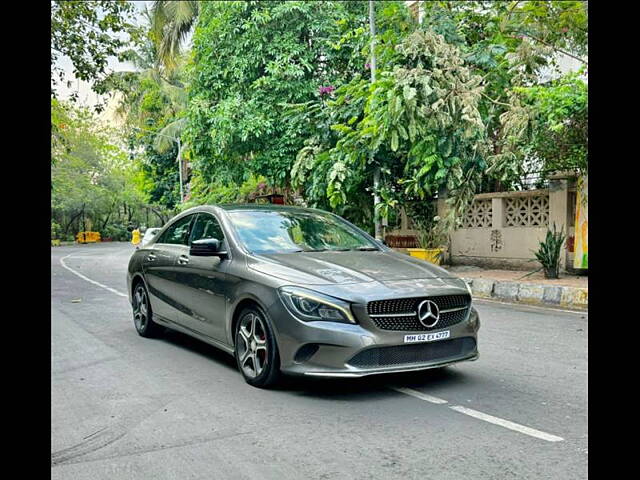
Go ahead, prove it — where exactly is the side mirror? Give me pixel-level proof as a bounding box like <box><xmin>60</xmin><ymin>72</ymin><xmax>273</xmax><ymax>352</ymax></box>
<box><xmin>190</xmin><ymin>238</ymin><xmax>228</xmax><ymax>258</ymax></box>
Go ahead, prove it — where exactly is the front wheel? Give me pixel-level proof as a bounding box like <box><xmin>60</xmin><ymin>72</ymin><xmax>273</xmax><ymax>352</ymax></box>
<box><xmin>234</xmin><ymin>307</ymin><xmax>281</xmax><ymax>388</ymax></box>
<box><xmin>132</xmin><ymin>282</ymin><xmax>163</xmax><ymax>338</ymax></box>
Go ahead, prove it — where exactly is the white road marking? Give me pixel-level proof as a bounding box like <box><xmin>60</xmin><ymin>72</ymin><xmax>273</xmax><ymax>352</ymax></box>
<box><xmin>389</xmin><ymin>387</ymin><xmax>448</xmax><ymax>404</ymax></box>
<box><xmin>60</xmin><ymin>254</ymin><xmax>128</xmax><ymax>298</ymax></box>
<box><xmin>390</xmin><ymin>386</ymin><xmax>564</xmax><ymax>442</ymax></box>
<box><xmin>449</xmin><ymin>405</ymin><xmax>564</xmax><ymax>442</ymax></box>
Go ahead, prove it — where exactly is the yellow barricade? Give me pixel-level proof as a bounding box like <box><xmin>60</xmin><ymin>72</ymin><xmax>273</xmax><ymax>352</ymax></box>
<box><xmin>76</xmin><ymin>231</ymin><xmax>101</xmax><ymax>244</ymax></box>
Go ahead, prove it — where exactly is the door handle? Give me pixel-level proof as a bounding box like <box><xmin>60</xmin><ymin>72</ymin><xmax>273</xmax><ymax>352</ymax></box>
<box><xmin>147</xmin><ymin>253</ymin><xmax>157</xmax><ymax>262</ymax></box>
<box><xmin>178</xmin><ymin>254</ymin><xmax>190</xmax><ymax>265</ymax></box>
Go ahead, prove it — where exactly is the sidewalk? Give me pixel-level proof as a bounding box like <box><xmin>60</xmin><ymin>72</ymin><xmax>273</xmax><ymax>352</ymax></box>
<box><xmin>445</xmin><ymin>265</ymin><xmax>588</xmax><ymax>311</ymax></box>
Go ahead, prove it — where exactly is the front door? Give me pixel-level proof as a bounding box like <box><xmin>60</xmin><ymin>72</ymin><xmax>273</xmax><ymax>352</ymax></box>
<box><xmin>172</xmin><ymin>212</ymin><xmax>230</xmax><ymax>342</ymax></box>
<box><xmin>143</xmin><ymin>214</ymin><xmax>196</xmax><ymax>324</ymax></box>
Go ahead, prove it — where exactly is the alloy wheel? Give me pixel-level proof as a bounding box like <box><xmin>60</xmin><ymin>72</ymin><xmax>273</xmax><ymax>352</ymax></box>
<box><xmin>236</xmin><ymin>313</ymin><xmax>268</xmax><ymax>378</ymax></box>
<box><xmin>133</xmin><ymin>285</ymin><xmax>149</xmax><ymax>332</ymax></box>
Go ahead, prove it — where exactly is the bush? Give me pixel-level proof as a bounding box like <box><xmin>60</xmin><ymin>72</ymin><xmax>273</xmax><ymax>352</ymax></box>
<box><xmin>102</xmin><ymin>223</ymin><xmax>130</xmax><ymax>242</ymax></box>
<box><xmin>51</xmin><ymin>221</ymin><xmax>61</xmax><ymax>240</ymax></box>
<box><xmin>533</xmin><ymin>223</ymin><xmax>566</xmax><ymax>279</ymax></box>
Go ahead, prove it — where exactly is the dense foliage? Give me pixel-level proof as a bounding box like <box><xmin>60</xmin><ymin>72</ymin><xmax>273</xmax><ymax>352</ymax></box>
<box><xmin>290</xmin><ymin>27</ymin><xmax>487</xmax><ymax>231</ymax></box>
<box><xmin>101</xmin><ymin>9</ymin><xmax>188</xmax><ymax>210</ymax></box>
<box><xmin>286</xmin><ymin>1</ymin><xmax>586</xmax><ymax>231</ymax></box>
<box><xmin>51</xmin><ymin>0</ymin><xmax>141</xmax><ymax>106</ymax></box>
<box><xmin>489</xmin><ymin>71</ymin><xmax>588</xmax><ymax>183</ymax></box>
<box><xmin>185</xmin><ymin>0</ymin><xmax>370</xmax><ymax>190</ymax></box>
<box><xmin>51</xmin><ymin>100</ymin><xmax>156</xmax><ymax>241</ymax></box>
<box><xmin>53</xmin><ymin>1</ymin><xmax>588</xmax><ymax>239</ymax></box>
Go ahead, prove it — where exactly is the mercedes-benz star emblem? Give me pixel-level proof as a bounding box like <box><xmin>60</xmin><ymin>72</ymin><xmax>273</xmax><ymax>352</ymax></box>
<box><xmin>417</xmin><ymin>300</ymin><xmax>440</xmax><ymax>328</ymax></box>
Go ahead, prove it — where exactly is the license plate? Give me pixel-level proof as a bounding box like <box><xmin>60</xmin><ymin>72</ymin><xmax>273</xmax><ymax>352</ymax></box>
<box><xmin>404</xmin><ymin>330</ymin><xmax>450</xmax><ymax>343</ymax></box>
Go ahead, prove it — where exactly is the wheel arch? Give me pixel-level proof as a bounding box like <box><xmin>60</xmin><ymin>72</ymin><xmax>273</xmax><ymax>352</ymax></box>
<box><xmin>229</xmin><ymin>294</ymin><xmax>270</xmax><ymax>348</ymax></box>
<box><xmin>130</xmin><ymin>273</ymin><xmax>149</xmax><ymax>304</ymax></box>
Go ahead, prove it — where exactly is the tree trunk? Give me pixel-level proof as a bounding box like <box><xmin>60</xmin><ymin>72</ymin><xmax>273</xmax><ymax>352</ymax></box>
<box><xmin>64</xmin><ymin>204</ymin><xmax>85</xmax><ymax>235</ymax></box>
<box><xmin>100</xmin><ymin>211</ymin><xmax>112</xmax><ymax>231</ymax></box>
<box><xmin>146</xmin><ymin>205</ymin><xmax>168</xmax><ymax>226</ymax></box>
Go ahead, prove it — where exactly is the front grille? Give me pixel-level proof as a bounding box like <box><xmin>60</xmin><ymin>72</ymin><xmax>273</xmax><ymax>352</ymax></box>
<box><xmin>347</xmin><ymin>337</ymin><xmax>476</xmax><ymax>369</ymax></box>
<box><xmin>367</xmin><ymin>294</ymin><xmax>471</xmax><ymax>331</ymax></box>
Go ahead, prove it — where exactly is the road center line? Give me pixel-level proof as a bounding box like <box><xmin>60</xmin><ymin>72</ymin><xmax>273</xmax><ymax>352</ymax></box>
<box><xmin>390</xmin><ymin>386</ymin><xmax>564</xmax><ymax>442</ymax></box>
<box><xmin>60</xmin><ymin>254</ymin><xmax>128</xmax><ymax>298</ymax></box>
<box><xmin>389</xmin><ymin>386</ymin><xmax>448</xmax><ymax>404</ymax></box>
<box><xmin>449</xmin><ymin>405</ymin><xmax>564</xmax><ymax>442</ymax></box>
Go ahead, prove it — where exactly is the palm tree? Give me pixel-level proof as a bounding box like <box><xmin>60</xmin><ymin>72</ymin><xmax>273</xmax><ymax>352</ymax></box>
<box><xmin>150</xmin><ymin>1</ymin><xmax>199</xmax><ymax>74</ymax></box>
<box><xmin>100</xmin><ymin>4</ymin><xmax>197</xmax><ymax>202</ymax></box>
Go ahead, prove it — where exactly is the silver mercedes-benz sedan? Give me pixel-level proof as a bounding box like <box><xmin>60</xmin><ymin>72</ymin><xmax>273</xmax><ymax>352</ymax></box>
<box><xmin>127</xmin><ymin>204</ymin><xmax>480</xmax><ymax>388</ymax></box>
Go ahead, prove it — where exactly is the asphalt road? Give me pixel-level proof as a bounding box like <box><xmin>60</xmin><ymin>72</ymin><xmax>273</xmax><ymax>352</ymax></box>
<box><xmin>51</xmin><ymin>242</ymin><xmax>587</xmax><ymax>480</ymax></box>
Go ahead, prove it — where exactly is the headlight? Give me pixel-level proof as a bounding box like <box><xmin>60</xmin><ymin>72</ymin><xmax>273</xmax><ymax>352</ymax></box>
<box><xmin>464</xmin><ymin>279</ymin><xmax>473</xmax><ymax>297</ymax></box>
<box><xmin>469</xmin><ymin>307</ymin><xmax>480</xmax><ymax>330</ymax></box>
<box><xmin>278</xmin><ymin>286</ymin><xmax>355</xmax><ymax>324</ymax></box>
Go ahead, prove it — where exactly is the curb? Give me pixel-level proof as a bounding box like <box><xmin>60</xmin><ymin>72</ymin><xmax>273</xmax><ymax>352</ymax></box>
<box><xmin>461</xmin><ymin>277</ymin><xmax>587</xmax><ymax>311</ymax></box>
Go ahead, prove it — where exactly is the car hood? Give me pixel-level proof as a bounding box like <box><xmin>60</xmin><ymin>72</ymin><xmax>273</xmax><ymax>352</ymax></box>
<box><xmin>247</xmin><ymin>250</ymin><xmax>457</xmax><ymax>285</ymax></box>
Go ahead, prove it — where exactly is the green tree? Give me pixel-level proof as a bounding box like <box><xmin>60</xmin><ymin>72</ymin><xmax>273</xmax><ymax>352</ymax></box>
<box><xmin>51</xmin><ymin>100</ymin><xmax>151</xmax><ymax>239</ymax></box>
<box><xmin>101</xmin><ymin>9</ymin><xmax>189</xmax><ymax>209</ymax></box>
<box><xmin>290</xmin><ymin>27</ymin><xmax>486</xmax><ymax>231</ymax></box>
<box><xmin>150</xmin><ymin>0</ymin><xmax>199</xmax><ymax>73</ymax></box>
<box><xmin>488</xmin><ymin>71</ymin><xmax>587</xmax><ymax>182</ymax></box>
<box><xmin>418</xmin><ymin>1</ymin><xmax>588</xmax><ymax>190</ymax></box>
<box><xmin>185</xmin><ymin>0</ymin><xmax>370</xmax><ymax>194</ymax></box>
<box><xmin>51</xmin><ymin>0</ymin><xmax>140</xmax><ymax>105</ymax></box>
<box><xmin>289</xmin><ymin>0</ymin><xmax>587</xmax><ymax>231</ymax></box>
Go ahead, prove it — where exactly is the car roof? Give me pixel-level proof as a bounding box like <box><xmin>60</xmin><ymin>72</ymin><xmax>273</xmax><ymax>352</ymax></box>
<box><xmin>171</xmin><ymin>204</ymin><xmax>335</xmax><ymax>222</ymax></box>
<box><xmin>214</xmin><ymin>204</ymin><xmax>327</xmax><ymax>214</ymax></box>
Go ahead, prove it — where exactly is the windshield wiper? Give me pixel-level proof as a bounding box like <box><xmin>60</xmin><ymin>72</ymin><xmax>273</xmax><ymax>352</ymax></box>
<box><xmin>301</xmin><ymin>248</ymin><xmax>328</xmax><ymax>252</ymax></box>
<box><xmin>354</xmin><ymin>246</ymin><xmax>380</xmax><ymax>251</ymax></box>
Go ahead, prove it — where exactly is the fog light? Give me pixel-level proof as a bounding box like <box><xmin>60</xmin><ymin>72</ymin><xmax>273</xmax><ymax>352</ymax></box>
<box><xmin>294</xmin><ymin>344</ymin><xmax>320</xmax><ymax>363</ymax></box>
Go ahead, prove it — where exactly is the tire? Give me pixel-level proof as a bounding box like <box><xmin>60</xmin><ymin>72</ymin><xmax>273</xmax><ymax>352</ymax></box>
<box><xmin>132</xmin><ymin>281</ymin><xmax>163</xmax><ymax>338</ymax></box>
<box><xmin>234</xmin><ymin>306</ymin><xmax>281</xmax><ymax>388</ymax></box>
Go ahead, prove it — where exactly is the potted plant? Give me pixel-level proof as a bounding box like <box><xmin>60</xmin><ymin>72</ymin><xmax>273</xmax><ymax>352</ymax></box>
<box><xmin>407</xmin><ymin>217</ymin><xmax>447</xmax><ymax>265</ymax></box>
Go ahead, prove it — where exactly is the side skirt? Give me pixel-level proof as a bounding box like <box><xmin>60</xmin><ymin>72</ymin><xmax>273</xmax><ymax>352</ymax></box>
<box><xmin>152</xmin><ymin>313</ymin><xmax>235</xmax><ymax>356</ymax></box>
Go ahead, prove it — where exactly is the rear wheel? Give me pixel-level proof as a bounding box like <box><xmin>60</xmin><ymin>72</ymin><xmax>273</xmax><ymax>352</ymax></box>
<box><xmin>234</xmin><ymin>307</ymin><xmax>281</xmax><ymax>388</ymax></box>
<box><xmin>132</xmin><ymin>282</ymin><xmax>162</xmax><ymax>338</ymax></box>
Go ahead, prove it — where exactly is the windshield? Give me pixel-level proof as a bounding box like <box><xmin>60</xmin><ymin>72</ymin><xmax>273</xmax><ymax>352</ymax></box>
<box><xmin>227</xmin><ymin>210</ymin><xmax>380</xmax><ymax>254</ymax></box>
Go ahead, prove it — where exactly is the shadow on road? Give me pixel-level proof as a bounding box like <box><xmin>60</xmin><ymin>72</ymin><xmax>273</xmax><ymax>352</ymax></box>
<box><xmin>158</xmin><ymin>328</ymin><xmax>238</xmax><ymax>371</ymax></box>
<box><xmin>276</xmin><ymin>366</ymin><xmax>468</xmax><ymax>400</ymax></box>
<box><xmin>154</xmin><ymin>326</ymin><xmax>475</xmax><ymax>399</ymax></box>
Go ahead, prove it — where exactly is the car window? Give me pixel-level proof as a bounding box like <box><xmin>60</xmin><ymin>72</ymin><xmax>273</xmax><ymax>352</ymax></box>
<box><xmin>227</xmin><ymin>210</ymin><xmax>378</xmax><ymax>254</ymax></box>
<box><xmin>190</xmin><ymin>213</ymin><xmax>225</xmax><ymax>244</ymax></box>
<box><xmin>157</xmin><ymin>215</ymin><xmax>194</xmax><ymax>245</ymax></box>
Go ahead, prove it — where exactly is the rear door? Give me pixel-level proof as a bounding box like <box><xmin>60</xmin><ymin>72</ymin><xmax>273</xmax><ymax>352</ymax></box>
<box><xmin>143</xmin><ymin>214</ymin><xmax>196</xmax><ymax>323</ymax></box>
<box><xmin>172</xmin><ymin>212</ymin><xmax>230</xmax><ymax>342</ymax></box>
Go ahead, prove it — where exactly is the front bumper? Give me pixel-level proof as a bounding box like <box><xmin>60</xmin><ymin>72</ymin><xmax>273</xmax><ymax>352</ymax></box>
<box><xmin>269</xmin><ymin>299</ymin><xmax>480</xmax><ymax>378</ymax></box>
<box><xmin>302</xmin><ymin>353</ymin><xmax>479</xmax><ymax>378</ymax></box>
